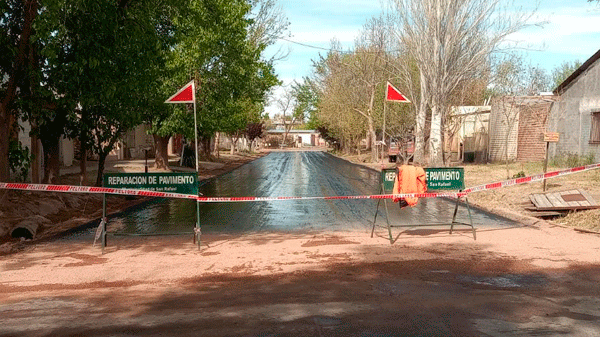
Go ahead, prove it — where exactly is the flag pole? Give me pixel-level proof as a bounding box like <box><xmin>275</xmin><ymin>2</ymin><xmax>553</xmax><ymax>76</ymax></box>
<box><xmin>383</xmin><ymin>98</ymin><xmax>387</xmax><ymax>164</ymax></box>
<box><xmin>192</xmin><ymin>81</ymin><xmax>201</xmax><ymax>250</ymax></box>
<box><xmin>164</xmin><ymin>79</ymin><xmax>201</xmax><ymax>249</ymax></box>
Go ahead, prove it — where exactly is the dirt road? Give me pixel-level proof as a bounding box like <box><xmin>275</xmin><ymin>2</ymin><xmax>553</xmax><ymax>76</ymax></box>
<box><xmin>1</xmin><ymin>222</ymin><xmax>600</xmax><ymax>336</ymax></box>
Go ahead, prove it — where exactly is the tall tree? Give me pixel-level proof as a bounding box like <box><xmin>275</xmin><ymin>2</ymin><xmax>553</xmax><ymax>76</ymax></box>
<box><xmin>245</xmin><ymin>121</ymin><xmax>264</xmax><ymax>152</ymax></box>
<box><xmin>488</xmin><ymin>53</ymin><xmax>550</xmax><ymax>177</ymax></box>
<box><xmin>392</xmin><ymin>0</ymin><xmax>534</xmax><ymax>166</ymax></box>
<box><xmin>292</xmin><ymin>78</ymin><xmax>320</xmax><ymax>129</ymax></box>
<box><xmin>148</xmin><ymin>0</ymin><xmax>281</xmax><ymax>166</ymax></box>
<box><xmin>275</xmin><ymin>86</ymin><xmax>298</xmax><ymax>145</ymax></box>
<box><xmin>0</xmin><ymin>0</ymin><xmax>38</xmax><ymax>182</ymax></box>
<box><xmin>50</xmin><ymin>0</ymin><xmax>174</xmax><ymax>185</ymax></box>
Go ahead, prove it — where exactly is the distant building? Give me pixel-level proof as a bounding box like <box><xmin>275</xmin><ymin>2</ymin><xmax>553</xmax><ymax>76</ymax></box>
<box><xmin>17</xmin><ymin>119</ymin><xmax>74</xmax><ymax>182</ymax></box>
<box><xmin>446</xmin><ymin>106</ymin><xmax>490</xmax><ymax>163</ymax></box>
<box><xmin>548</xmin><ymin>48</ymin><xmax>600</xmax><ymax>159</ymax></box>
<box><xmin>488</xmin><ymin>96</ymin><xmax>556</xmax><ymax>162</ymax></box>
<box><xmin>264</xmin><ymin>129</ymin><xmax>325</xmax><ymax>148</ymax></box>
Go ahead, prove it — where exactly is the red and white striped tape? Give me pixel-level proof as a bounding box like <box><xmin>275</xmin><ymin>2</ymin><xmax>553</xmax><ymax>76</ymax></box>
<box><xmin>195</xmin><ymin>192</ymin><xmax>468</xmax><ymax>203</ymax></box>
<box><xmin>0</xmin><ymin>183</ymin><xmax>198</xmax><ymax>201</ymax></box>
<box><xmin>463</xmin><ymin>162</ymin><xmax>600</xmax><ymax>194</ymax></box>
<box><xmin>2</xmin><ymin>162</ymin><xmax>599</xmax><ymax>202</ymax></box>
<box><xmin>0</xmin><ymin>182</ymin><xmax>466</xmax><ymax>202</ymax></box>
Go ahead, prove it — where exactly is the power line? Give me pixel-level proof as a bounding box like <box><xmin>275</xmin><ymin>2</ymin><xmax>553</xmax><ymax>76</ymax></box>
<box><xmin>278</xmin><ymin>37</ymin><xmax>351</xmax><ymax>52</ymax></box>
<box><xmin>278</xmin><ymin>37</ymin><xmax>402</xmax><ymax>54</ymax></box>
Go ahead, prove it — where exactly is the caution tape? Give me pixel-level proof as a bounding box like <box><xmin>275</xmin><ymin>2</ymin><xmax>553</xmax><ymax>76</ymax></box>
<box><xmin>0</xmin><ymin>182</ymin><xmax>467</xmax><ymax>202</ymax></box>
<box><xmin>195</xmin><ymin>192</ymin><xmax>468</xmax><ymax>203</ymax></box>
<box><xmin>0</xmin><ymin>182</ymin><xmax>198</xmax><ymax>201</ymax></box>
<box><xmin>1</xmin><ymin>162</ymin><xmax>599</xmax><ymax>202</ymax></box>
<box><xmin>463</xmin><ymin>162</ymin><xmax>600</xmax><ymax>193</ymax></box>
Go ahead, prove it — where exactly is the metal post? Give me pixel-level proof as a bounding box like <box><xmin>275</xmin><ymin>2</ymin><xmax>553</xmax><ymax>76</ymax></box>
<box><xmin>543</xmin><ymin>141</ymin><xmax>550</xmax><ymax>192</ymax></box>
<box><xmin>102</xmin><ymin>193</ymin><xmax>107</xmax><ymax>252</ymax></box>
<box><xmin>193</xmin><ymin>84</ymin><xmax>201</xmax><ymax>250</ymax></box>
<box><xmin>382</xmin><ymin>100</ymin><xmax>387</xmax><ymax>163</ymax></box>
<box><xmin>465</xmin><ymin>196</ymin><xmax>476</xmax><ymax>240</ymax></box>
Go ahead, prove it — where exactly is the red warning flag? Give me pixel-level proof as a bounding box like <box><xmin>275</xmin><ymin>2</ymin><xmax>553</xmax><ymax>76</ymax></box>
<box><xmin>386</xmin><ymin>82</ymin><xmax>410</xmax><ymax>103</ymax></box>
<box><xmin>165</xmin><ymin>80</ymin><xmax>195</xmax><ymax>103</ymax></box>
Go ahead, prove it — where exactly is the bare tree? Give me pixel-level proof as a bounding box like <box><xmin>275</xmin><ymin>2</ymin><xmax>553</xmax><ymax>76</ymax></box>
<box><xmin>344</xmin><ymin>16</ymin><xmax>395</xmax><ymax>161</ymax></box>
<box><xmin>275</xmin><ymin>86</ymin><xmax>298</xmax><ymax>145</ymax></box>
<box><xmin>488</xmin><ymin>53</ymin><xmax>550</xmax><ymax>178</ymax></box>
<box><xmin>392</xmin><ymin>0</ymin><xmax>535</xmax><ymax>166</ymax></box>
<box><xmin>247</xmin><ymin>0</ymin><xmax>290</xmax><ymax>62</ymax></box>
<box><xmin>317</xmin><ymin>51</ymin><xmax>368</xmax><ymax>154</ymax></box>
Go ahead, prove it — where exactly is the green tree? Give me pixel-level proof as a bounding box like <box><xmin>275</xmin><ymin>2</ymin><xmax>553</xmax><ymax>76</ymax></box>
<box><xmin>292</xmin><ymin>78</ymin><xmax>320</xmax><ymax>129</ymax></box>
<box><xmin>0</xmin><ymin>0</ymin><xmax>39</xmax><ymax>182</ymax></box>
<box><xmin>551</xmin><ymin>60</ymin><xmax>582</xmax><ymax>91</ymax></box>
<box><xmin>148</xmin><ymin>0</ymin><xmax>281</xmax><ymax>167</ymax></box>
<box><xmin>44</xmin><ymin>0</ymin><xmax>176</xmax><ymax>185</ymax></box>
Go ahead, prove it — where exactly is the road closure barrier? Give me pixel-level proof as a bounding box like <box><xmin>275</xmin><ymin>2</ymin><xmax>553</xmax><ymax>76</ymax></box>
<box><xmin>2</xmin><ymin>162</ymin><xmax>600</xmax><ymax>202</ymax></box>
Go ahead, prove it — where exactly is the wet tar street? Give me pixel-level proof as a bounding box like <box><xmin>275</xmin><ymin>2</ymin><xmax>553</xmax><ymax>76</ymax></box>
<box><xmin>106</xmin><ymin>151</ymin><xmax>517</xmax><ymax>236</ymax></box>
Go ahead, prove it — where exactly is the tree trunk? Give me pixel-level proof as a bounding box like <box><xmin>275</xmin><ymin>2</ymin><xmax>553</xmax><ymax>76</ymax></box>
<box><xmin>0</xmin><ymin>112</ymin><xmax>10</xmax><ymax>182</ymax></box>
<box><xmin>214</xmin><ymin>132</ymin><xmax>220</xmax><ymax>158</ymax></box>
<box><xmin>199</xmin><ymin>137</ymin><xmax>211</xmax><ymax>161</ymax></box>
<box><xmin>41</xmin><ymin>136</ymin><xmax>61</xmax><ymax>184</ymax></box>
<box><xmin>230</xmin><ymin>137</ymin><xmax>237</xmax><ymax>155</ymax></box>
<box><xmin>31</xmin><ymin>134</ymin><xmax>40</xmax><ymax>183</ymax></box>
<box><xmin>95</xmin><ymin>134</ymin><xmax>121</xmax><ymax>187</ymax></box>
<box><xmin>504</xmin><ymin>125</ymin><xmax>511</xmax><ymax>179</ymax></box>
<box><xmin>79</xmin><ymin>131</ymin><xmax>89</xmax><ymax>186</ymax></box>
<box><xmin>153</xmin><ymin>134</ymin><xmax>170</xmax><ymax>170</ymax></box>
<box><xmin>429</xmin><ymin>105</ymin><xmax>444</xmax><ymax>167</ymax></box>
<box><xmin>0</xmin><ymin>0</ymin><xmax>38</xmax><ymax>182</ymax></box>
<box><xmin>95</xmin><ymin>151</ymin><xmax>108</xmax><ymax>187</ymax></box>
<box><xmin>79</xmin><ymin>148</ymin><xmax>88</xmax><ymax>186</ymax></box>
<box><xmin>367</xmin><ymin>117</ymin><xmax>377</xmax><ymax>162</ymax></box>
<box><xmin>283</xmin><ymin>128</ymin><xmax>289</xmax><ymax>145</ymax></box>
<box><xmin>413</xmin><ymin>71</ymin><xmax>427</xmax><ymax>166</ymax></box>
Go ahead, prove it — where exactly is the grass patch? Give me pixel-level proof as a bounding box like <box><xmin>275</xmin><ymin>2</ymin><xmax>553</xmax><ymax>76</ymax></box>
<box><xmin>556</xmin><ymin>209</ymin><xmax>600</xmax><ymax>233</ymax></box>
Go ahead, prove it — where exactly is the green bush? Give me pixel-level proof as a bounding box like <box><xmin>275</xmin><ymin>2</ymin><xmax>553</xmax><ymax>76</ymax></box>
<box><xmin>551</xmin><ymin>152</ymin><xmax>596</xmax><ymax>168</ymax></box>
<box><xmin>9</xmin><ymin>140</ymin><xmax>31</xmax><ymax>182</ymax></box>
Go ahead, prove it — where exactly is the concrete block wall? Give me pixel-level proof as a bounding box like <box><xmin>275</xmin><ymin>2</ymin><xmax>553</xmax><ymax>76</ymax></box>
<box><xmin>489</xmin><ymin>98</ymin><xmax>519</xmax><ymax>162</ymax></box>
<box><xmin>549</xmin><ymin>56</ymin><xmax>600</xmax><ymax>160</ymax></box>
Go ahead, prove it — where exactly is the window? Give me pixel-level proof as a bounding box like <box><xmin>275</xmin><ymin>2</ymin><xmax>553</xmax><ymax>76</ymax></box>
<box><xmin>590</xmin><ymin>111</ymin><xmax>600</xmax><ymax>144</ymax></box>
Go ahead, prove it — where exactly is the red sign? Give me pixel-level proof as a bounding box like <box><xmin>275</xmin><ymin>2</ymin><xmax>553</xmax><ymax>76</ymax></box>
<box><xmin>165</xmin><ymin>80</ymin><xmax>195</xmax><ymax>103</ymax></box>
<box><xmin>386</xmin><ymin>82</ymin><xmax>410</xmax><ymax>103</ymax></box>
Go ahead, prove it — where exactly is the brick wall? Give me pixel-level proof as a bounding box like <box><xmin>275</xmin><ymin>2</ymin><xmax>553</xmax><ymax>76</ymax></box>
<box><xmin>516</xmin><ymin>101</ymin><xmax>552</xmax><ymax>161</ymax></box>
<box><xmin>489</xmin><ymin>97</ymin><xmax>554</xmax><ymax>162</ymax></box>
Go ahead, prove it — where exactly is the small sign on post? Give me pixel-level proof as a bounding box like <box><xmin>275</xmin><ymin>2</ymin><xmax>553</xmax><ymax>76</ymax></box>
<box><xmin>543</xmin><ymin>132</ymin><xmax>560</xmax><ymax>191</ymax></box>
<box><xmin>543</xmin><ymin>132</ymin><xmax>560</xmax><ymax>143</ymax></box>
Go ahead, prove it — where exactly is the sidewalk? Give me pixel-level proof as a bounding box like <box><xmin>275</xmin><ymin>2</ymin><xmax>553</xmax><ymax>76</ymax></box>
<box><xmin>59</xmin><ymin>156</ymin><xmax>224</xmax><ymax>176</ymax></box>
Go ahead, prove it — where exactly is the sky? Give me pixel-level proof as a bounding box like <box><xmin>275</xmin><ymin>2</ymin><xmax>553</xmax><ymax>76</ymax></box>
<box><xmin>264</xmin><ymin>0</ymin><xmax>600</xmax><ymax>115</ymax></box>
